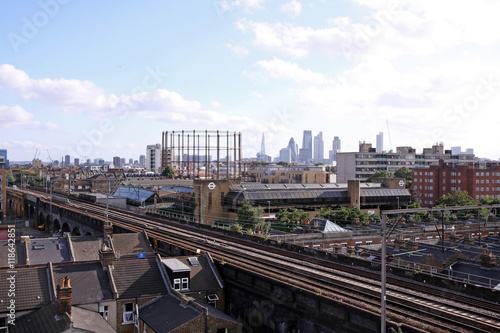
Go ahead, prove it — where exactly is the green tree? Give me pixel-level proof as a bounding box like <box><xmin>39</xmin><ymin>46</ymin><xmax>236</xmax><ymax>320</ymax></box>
<box><xmin>236</xmin><ymin>201</ymin><xmax>264</xmax><ymax>230</ymax></box>
<box><xmin>394</xmin><ymin>166</ymin><xmax>412</xmax><ymax>188</ymax></box>
<box><xmin>435</xmin><ymin>190</ymin><xmax>478</xmax><ymax>207</ymax></box>
<box><xmin>367</xmin><ymin>170</ymin><xmax>395</xmax><ymax>182</ymax></box>
<box><xmin>316</xmin><ymin>207</ymin><xmax>368</xmax><ymax>226</ymax></box>
<box><xmin>275</xmin><ymin>208</ymin><xmax>308</xmax><ymax>232</ymax></box>
<box><xmin>161</xmin><ymin>166</ymin><xmax>176</xmax><ymax>178</ymax></box>
<box><xmin>479</xmin><ymin>195</ymin><xmax>500</xmax><ymax>205</ymax></box>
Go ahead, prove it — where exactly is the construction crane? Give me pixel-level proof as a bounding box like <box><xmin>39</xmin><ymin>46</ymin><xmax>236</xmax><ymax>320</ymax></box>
<box><xmin>46</xmin><ymin>150</ymin><xmax>53</xmax><ymax>164</ymax></box>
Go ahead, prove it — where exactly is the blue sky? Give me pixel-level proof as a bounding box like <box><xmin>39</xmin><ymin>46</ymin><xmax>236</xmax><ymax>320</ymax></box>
<box><xmin>1</xmin><ymin>0</ymin><xmax>500</xmax><ymax>163</ymax></box>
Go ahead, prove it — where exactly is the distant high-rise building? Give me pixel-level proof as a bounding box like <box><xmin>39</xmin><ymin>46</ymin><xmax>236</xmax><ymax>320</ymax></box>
<box><xmin>86</xmin><ymin>158</ymin><xmax>91</xmax><ymax>165</ymax></box>
<box><xmin>139</xmin><ymin>155</ymin><xmax>146</xmax><ymax>167</ymax></box>
<box><xmin>261</xmin><ymin>133</ymin><xmax>266</xmax><ymax>156</ymax></box>
<box><xmin>113</xmin><ymin>156</ymin><xmax>121</xmax><ymax>168</ymax></box>
<box><xmin>313</xmin><ymin>131</ymin><xmax>324</xmax><ymax>163</ymax></box>
<box><xmin>465</xmin><ymin>148</ymin><xmax>474</xmax><ymax>155</ymax></box>
<box><xmin>129</xmin><ymin>158</ymin><xmax>133</xmax><ymax>165</ymax></box>
<box><xmin>376</xmin><ymin>132</ymin><xmax>383</xmax><ymax>153</ymax></box>
<box><xmin>330</xmin><ymin>136</ymin><xmax>341</xmax><ymax>162</ymax></box>
<box><xmin>287</xmin><ymin>138</ymin><xmax>298</xmax><ymax>163</ymax></box>
<box><xmin>451</xmin><ymin>146</ymin><xmax>461</xmax><ymax>155</ymax></box>
<box><xmin>120</xmin><ymin>158</ymin><xmax>126</xmax><ymax>167</ymax></box>
<box><xmin>279</xmin><ymin>148</ymin><xmax>291</xmax><ymax>163</ymax></box>
<box><xmin>74</xmin><ymin>158</ymin><xmax>80</xmax><ymax>166</ymax></box>
<box><xmin>299</xmin><ymin>130</ymin><xmax>312</xmax><ymax>163</ymax></box>
<box><xmin>64</xmin><ymin>155</ymin><xmax>70</xmax><ymax>167</ymax></box>
<box><xmin>146</xmin><ymin>144</ymin><xmax>162</xmax><ymax>172</ymax></box>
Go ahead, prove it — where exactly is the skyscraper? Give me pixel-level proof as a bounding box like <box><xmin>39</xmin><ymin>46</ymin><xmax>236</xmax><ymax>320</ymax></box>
<box><xmin>287</xmin><ymin>138</ymin><xmax>298</xmax><ymax>163</ymax></box>
<box><xmin>376</xmin><ymin>132</ymin><xmax>384</xmax><ymax>153</ymax></box>
<box><xmin>139</xmin><ymin>155</ymin><xmax>146</xmax><ymax>167</ymax></box>
<box><xmin>299</xmin><ymin>130</ymin><xmax>312</xmax><ymax>163</ymax></box>
<box><xmin>329</xmin><ymin>136</ymin><xmax>341</xmax><ymax>162</ymax></box>
<box><xmin>74</xmin><ymin>158</ymin><xmax>80</xmax><ymax>166</ymax></box>
<box><xmin>113</xmin><ymin>156</ymin><xmax>121</xmax><ymax>168</ymax></box>
<box><xmin>313</xmin><ymin>131</ymin><xmax>324</xmax><ymax>163</ymax></box>
<box><xmin>260</xmin><ymin>133</ymin><xmax>266</xmax><ymax>156</ymax></box>
<box><xmin>65</xmin><ymin>155</ymin><xmax>70</xmax><ymax>167</ymax></box>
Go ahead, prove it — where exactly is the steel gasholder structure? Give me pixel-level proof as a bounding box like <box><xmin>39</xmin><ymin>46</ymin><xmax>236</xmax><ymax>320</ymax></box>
<box><xmin>162</xmin><ymin>130</ymin><xmax>242</xmax><ymax>179</ymax></box>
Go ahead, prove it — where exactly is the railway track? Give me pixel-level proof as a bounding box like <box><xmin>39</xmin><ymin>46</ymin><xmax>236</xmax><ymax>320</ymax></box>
<box><xmin>23</xmin><ymin>189</ymin><xmax>500</xmax><ymax>332</ymax></box>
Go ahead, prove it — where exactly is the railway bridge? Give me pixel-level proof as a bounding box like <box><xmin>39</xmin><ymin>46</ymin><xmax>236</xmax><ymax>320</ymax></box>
<box><xmin>5</xmin><ymin>188</ymin><xmax>500</xmax><ymax>333</ymax></box>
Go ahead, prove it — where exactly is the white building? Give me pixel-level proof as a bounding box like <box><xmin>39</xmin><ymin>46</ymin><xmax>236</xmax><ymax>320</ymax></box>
<box><xmin>146</xmin><ymin>144</ymin><xmax>162</xmax><ymax>173</ymax></box>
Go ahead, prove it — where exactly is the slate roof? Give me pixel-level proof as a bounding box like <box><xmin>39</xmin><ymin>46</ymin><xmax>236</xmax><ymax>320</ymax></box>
<box><xmin>71</xmin><ymin>306</ymin><xmax>116</xmax><ymax>333</ymax></box>
<box><xmin>111</xmin><ymin>231</ymin><xmax>154</xmax><ymax>259</ymax></box>
<box><xmin>9</xmin><ymin>304</ymin><xmax>70</xmax><ymax>333</ymax></box>
<box><xmin>52</xmin><ymin>263</ymin><xmax>113</xmax><ymax>305</ymax></box>
<box><xmin>27</xmin><ymin>237</ymin><xmax>72</xmax><ymax>266</ymax></box>
<box><xmin>139</xmin><ymin>294</ymin><xmax>201</xmax><ymax>333</ymax></box>
<box><xmin>70</xmin><ymin>235</ymin><xmax>102</xmax><ymax>262</ymax></box>
<box><xmin>111</xmin><ymin>258</ymin><xmax>169</xmax><ymax>300</ymax></box>
<box><xmin>0</xmin><ymin>266</ymin><xmax>51</xmax><ymax>313</ymax></box>
<box><xmin>168</xmin><ymin>255</ymin><xmax>223</xmax><ymax>292</ymax></box>
<box><xmin>10</xmin><ymin>305</ymin><xmax>115</xmax><ymax>333</ymax></box>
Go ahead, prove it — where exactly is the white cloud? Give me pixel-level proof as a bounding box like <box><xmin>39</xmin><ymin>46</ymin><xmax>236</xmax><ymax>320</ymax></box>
<box><xmin>0</xmin><ymin>105</ymin><xmax>35</xmax><ymax>127</ymax></box>
<box><xmin>219</xmin><ymin>0</ymin><xmax>264</xmax><ymax>11</ymax></box>
<box><xmin>281</xmin><ymin>0</ymin><xmax>302</xmax><ymax>18</ymax></box>
<box><xmin>226</xmin><ymin>43</ymin><xmax>249</xmax><ymax>57</ymax></box>
<box><xmin>237</xmin><ymin>1</ymin><xmax>500</xmax><ymax>61</ymax></box>
<box><xmin>0</xmin><ymin>65</ymin><xmax>263</xmax><ymax>132</ymax></box>
<box><xmin>211</xmin><ymin>100</ymin><xmax>221</xmax><ymax>107</ymax></box>
<box><xmin>254</xmin><ymin>57</ymin><xmax>328</xmax><ymax>83</ymax></box>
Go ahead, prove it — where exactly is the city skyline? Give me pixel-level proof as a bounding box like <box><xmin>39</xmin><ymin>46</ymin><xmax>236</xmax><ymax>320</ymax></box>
<box><xmin>1</xmin><ymin>1</ymin><xmax>500</xmax><ymax>162</ymax></box>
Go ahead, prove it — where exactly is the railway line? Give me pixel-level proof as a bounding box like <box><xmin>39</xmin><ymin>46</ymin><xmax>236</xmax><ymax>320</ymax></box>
<box><xmin>22</xmin><ymin>189</ymin><xmax>500</xmax><ymax>332</ymax></box>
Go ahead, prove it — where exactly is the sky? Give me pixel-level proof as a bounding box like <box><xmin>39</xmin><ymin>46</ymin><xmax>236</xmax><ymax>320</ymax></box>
<box><xmin>1</xmin><ymin>0</ymin><xmax>500</xmax><ymax>163</ymax></box>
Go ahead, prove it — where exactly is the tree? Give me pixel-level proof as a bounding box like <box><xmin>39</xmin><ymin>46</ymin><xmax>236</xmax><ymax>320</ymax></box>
<box><xmin>367</xmin><ymin>170</ymin><xmax>395</xmax><ymax>182</ymax></box>
<box><xmin>161</xmin><ymin>166</ymin><xmax>176</xmax><ymax>178</ymax></box>
<box><xmin>394</xmin><ymin>167</ymin><xmax>412</xmax><ymax>188</ymax></box>
<box><xmin>316</xmin><ymin>207</ymin><xmax>368</xmax><ymax>226</ymax></box>
<box><xmin>435</xmin><ymin>190</ymin><xmax>478</xmax><ymax>207</ymax></box>
<box><xmin>479</xmin><ymin>195</ymin><xmax>500</xmax><ymax>205</ymax></box>
<box><xmin>275</xmin><ymin>208</ymin><xmax>309</xmax><ymax>232</ymax></box>
<box><xmin>236</xmin><ymin>201</ymin><xmax>264</xmax><ymax>230</ymax></box>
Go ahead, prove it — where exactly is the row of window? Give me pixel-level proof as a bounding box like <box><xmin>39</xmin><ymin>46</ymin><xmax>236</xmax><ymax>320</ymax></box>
<box><xmin>476</xmin><ymin>194</ymin><xmax>500</xmax><ymax>199</ymax></box>
<box><xmin>474</xmin><ymin>187</ymin><xmax>500</xmax><ymax>192</ymax></box>
<box><xmin>415</xmin><ymin>186</ymin><xmax>434</xmax><ymax>190</ymax></box>
<box><xmin>475</xmin><ymin>172</ymin><xmax>500</xmax><ymax>177</ymax></box>
<box><xmin>415</xmin><ymin>171</ymin><xmax>434</xmax><ymax>176</ymax></box>
<box><xmin>414</xmin><ymin>178</ymin><xmax>434</xmax><ymax>183</ymax></box>
<box><xmin>475</xmin><ymin>179</ymin><xmax>500</xmax><ymax>184</ymax></box>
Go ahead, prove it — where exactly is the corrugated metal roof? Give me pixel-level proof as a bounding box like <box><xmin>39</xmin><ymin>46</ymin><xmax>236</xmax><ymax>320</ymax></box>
<box><xmin>361</xmin><ymin>188</ymin><xmax>410</xmax><ymax>197</ymax></box>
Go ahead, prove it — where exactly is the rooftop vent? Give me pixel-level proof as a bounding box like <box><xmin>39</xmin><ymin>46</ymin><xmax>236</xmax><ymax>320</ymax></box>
<box><xmin>33</xmin><ymin>245</ymin><xmax>45</xmax><ymax>250</ymax></box>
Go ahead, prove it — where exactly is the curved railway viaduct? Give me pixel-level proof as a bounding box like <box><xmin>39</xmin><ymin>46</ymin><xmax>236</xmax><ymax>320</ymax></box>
<box><xmin>6</xmin><ymin>188</ymin><xmax>500</xmax><ymax>333</ymax></box>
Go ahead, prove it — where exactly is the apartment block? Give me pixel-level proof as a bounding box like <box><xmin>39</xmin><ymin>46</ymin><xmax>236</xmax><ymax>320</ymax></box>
<box><xmin>413</xmin><ymin>161</ymin><xmax>500</xmax><ymax>206</ymax></box>
<box><xmin>337</xmin><ymin>142</ymin><xmax>474</xmax><ymax>183</ymax></box>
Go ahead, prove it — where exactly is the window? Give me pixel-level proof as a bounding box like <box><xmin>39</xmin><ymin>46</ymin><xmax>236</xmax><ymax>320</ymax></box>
<box><xmin>123</xmin><ymin>302</ymin><xmax>134</xmax><ymax>324</ymax></box>
<box><xmin>173</xmin><ymin>278</ymin><xmax>181</xmax><ymax>290</ymax></box>
<box><xmin>99</xmin><ymin>305</ymin><xmax>109</xmax><ymax>322</ymax></box>
<box><xmin>430</xmin><ymin>179</ymin><xmax>433</xmax><ymax>183</ymax></box>
<box><xmin>486</xmin><ymin>180</ymin><xmax>490</xmax><ymax>184</ymax></box>
<box><xmin>486</xmin><ymin>172</ymin><xmax>490</xmax><ymax>176</ymax></box>
<box><xmin>429</xmin><ymin>172</ymin><xmax>433</xmax><ymax>176</ymax></box>
<box><xmin>476</xmin><ymin>180</ymin><xmax>480</xmax><ymax>184</ymax></box>
<box><xmin>181</xmin><ymin>277</ymin><xmax>189</xmax><ymax>290</ymax></box>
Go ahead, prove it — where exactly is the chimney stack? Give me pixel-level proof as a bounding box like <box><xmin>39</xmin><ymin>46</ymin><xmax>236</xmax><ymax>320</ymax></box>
<box><xmin>57</xmin><ymin>276</ymin><xmax>72</xmax><ymax>318</ymax></box>
<box><xmin>99</xmin><ymin>242</ymin><xmax>114</xmax><ymax>268</ymax></box>
<box><xmin>104</xmin><ymin>220</ymin><xmax>113</xmax><ymax>239</ymax></box>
